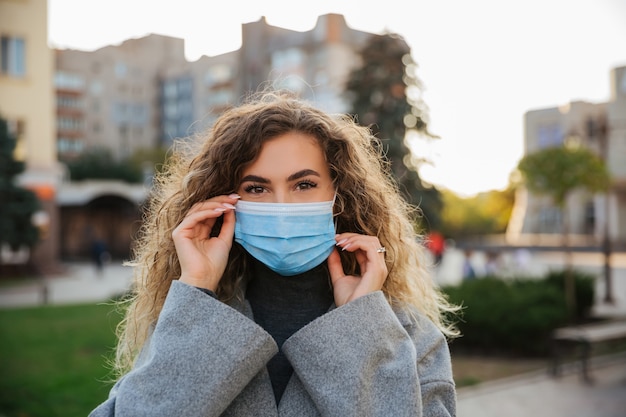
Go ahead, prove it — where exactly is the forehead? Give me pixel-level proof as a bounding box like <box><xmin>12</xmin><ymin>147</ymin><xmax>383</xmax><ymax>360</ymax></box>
<box><xmin>243</xmin><ymin>132</ymin><xmax>328</xmax><ymax>175</ymax></box>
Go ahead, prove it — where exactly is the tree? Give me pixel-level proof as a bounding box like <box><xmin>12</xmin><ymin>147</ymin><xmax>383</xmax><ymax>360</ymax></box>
<box><xmin>64</xmin><ymin>147</ymin><xmax>143</xmax><ymax>183</ymax></box>
<box><xmin>0</xmin><ymin>117</ymin><xmax>40</xmax><ymax>255</ymax></box>
<box><xmin>127</xmin><ymin>146</ymin><xmax>172</xmax><ymax>185</ymax></box>
<box><xmin>517</xmin><ymin>144</ymin><xmax>610</xmax><ymax>318</ymax></box>
<box><xmin>344</xmin><ymin>33</ymin><xmax>442</xmax><ymax>230</ymax></box>
<box><xmin>440</xmin><ymin>187</ymin><xmax>515</xmax><ymax>239</ymax></box>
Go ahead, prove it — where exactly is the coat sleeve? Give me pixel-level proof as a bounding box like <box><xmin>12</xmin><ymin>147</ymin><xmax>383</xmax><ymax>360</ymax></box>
<box><xmin>89</xmin><ymin>280</ymin><xmax>278</xmax><ymax>417</ymax></box>
<box><xmin>281</xmin><ymin>291</ymin><xmax>456</xmax><ymax>417</ymax></box>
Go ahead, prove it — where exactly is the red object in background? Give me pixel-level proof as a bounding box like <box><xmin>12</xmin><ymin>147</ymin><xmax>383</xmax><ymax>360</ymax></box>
<box><xmin>426</xmin><ymin>231</ymin><xmax>445</xmax><ymax>263</ymax></box>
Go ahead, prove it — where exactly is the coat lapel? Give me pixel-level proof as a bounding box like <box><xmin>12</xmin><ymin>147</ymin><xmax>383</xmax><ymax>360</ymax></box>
<box><xmin>224</xmin><ymin>298</ymin><xmax>322</xmax><ymax>417</ymax></box>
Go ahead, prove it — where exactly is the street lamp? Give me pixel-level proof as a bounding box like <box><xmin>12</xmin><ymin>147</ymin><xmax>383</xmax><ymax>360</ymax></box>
<box><xmin>586</xmin><ymin>116</ymin><xmax>613</xmax><ymax>304</ymax></box>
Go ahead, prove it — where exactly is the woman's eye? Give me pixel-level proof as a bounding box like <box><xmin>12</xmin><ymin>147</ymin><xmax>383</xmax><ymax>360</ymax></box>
<box><xmin>296</xmin><ymin>180</ymin><xmax>317</xmax><ymax>191</ymax></box>
<box><xmin>244</xmin><ymin>184</ymin><xmax>265</xmax><ymax>194</ymax></box>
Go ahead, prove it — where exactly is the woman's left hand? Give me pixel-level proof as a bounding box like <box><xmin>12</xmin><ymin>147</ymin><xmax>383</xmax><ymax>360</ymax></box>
<box><xmin>328</xmin><ymin>233</ymin><xmax>388</xmax><ymax>307</ymax></box>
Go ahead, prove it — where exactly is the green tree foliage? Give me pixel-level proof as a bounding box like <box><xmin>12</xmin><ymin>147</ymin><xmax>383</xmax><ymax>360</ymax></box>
<box><xmin>0</xmin><ymin>117</ymin><xmax>40</xmax><ymax>251</ymax></box>
<box><xmin>518</xmin><ymin>145</ymin><xmax>610</xmax><ymax>206</ymax></box>
<box><xmin>127</xmin><ymin>146</ymin><xmax>171</xmax><ymax>176</ymax></box>
<box><xmin>345</xmin><ymin>33</ymin><xmax>442</xmax><ymax>230</ymax></box>
<box><xmin>64</xmin><ymin>146</ymin><xmax>170</xmax><ymax>184</ymax></box>
<box><xmin>440</xmin><ymin>187</ymin><xmax>515</xmax><ymax>238</ymax></box>
<box><xmin>64</xmin><ymin>147</ymin><xmax>143</xmax><ymax>183</ymax></box>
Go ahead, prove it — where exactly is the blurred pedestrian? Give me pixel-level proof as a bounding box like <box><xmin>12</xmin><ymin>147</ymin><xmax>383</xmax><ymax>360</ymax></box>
<box><xmin>484</xmin><ymin>251</ymin><xmax>500</xmax><ymax>276</ymax></box>
<box><xmin>462</xmin><ymin>249</ymin><xmax>476</xmax><ymax>280</ymax></box>
<box><xmin>91</xmin><ymin>238</ymin><xmax>108</xmax><ymax>277</ymax></box>
<box><xmin>426</xmin><ymin>230</ymin><xmax>446</xmax><ymax>265</ymax></box>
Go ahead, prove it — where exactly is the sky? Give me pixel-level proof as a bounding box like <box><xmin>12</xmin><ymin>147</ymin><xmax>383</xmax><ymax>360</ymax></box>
<box><xmin>47</xmin><ymin>0</ymin><xmax>626</xmax><ymax>196</ymax></box>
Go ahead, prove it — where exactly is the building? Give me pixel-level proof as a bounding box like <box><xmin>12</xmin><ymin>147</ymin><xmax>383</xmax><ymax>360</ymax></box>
<box><xmin>159</xmin><ymin>50</ymin><xmax>239</xmax><ymax>147</ymax></box>
<box><xmin>55</xmin><ymin>35</ymin><xmax>187</xmax><ymax>161</ymax></box>
<box><xmin>238</xmin><ymin>14</ymin><xmax>371</xmax><ymax>114</ymax></box>
<box><xmin>508</xmin><ymin>65</ymin><xmax>626</xmax><ymax>247</ymax></box>
<box><xmin>0</xmin><ymin>0</ymin><xmax>59</xmax><ymax>272</ymax></box>
<box><xmin>57</xmin><ymin>14</ymin><xmax>376</xmax><ymax>155</ymax></box>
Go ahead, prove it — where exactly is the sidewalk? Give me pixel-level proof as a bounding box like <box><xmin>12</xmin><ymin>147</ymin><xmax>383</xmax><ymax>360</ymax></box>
<box><xmin>0</xmin><ymin>261</ymin><xmax>133</xmax><ymax>308</ymax></box>
<box><xmin>457</xmin><ymin>352</ymin><xmax>626</xmax><ymax>417</ymax></box>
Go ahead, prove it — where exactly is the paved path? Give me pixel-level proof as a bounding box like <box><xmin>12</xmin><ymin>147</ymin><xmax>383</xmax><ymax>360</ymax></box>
<box><xmin>0</xmin><ymin>261</ymin><xmax>133</xmax><ymax>308</ymax></box>
<box><xmin>457</xmin><ymin>353</ymin><xmax>626</xmax><ymax>417</ymax></box>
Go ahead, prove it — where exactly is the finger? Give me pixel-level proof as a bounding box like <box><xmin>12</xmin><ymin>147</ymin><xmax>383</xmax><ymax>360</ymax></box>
<box><xmin>187</xmin><ymin>194</ymin><xmax>240</xmax><ymax>215</ymax></box>
<box><xmin>335</xmin><ymin>234</ymin><xmax>387</xmax><ymax>282</ymax></box>
<box><xmin>182</xmin><ymin>208</ymin><xmax>228</xmax><ymax>226</ymax></box>
<box><xmin>334</xmin><ymin>232</ymin><xmax>360</xmax><ymax>252</ymax></box>
<box><xmin>336</xmin><ymin>234</ymin><xmax>381</xmax><ymax>256</ymax></box>
<box><xmin>173</xmin><ymin>208</ymin><xmax>229</xmax><ymax>239</ymax></box>
<box><xmin>326</xmin><ymin>249</ymin><xmax>345</xmax><ymax>286</ymax></box>
<box><xmin>215</xmin><ymin>207</ymin><xmax>236</xmax><ymax>249</ymax></box>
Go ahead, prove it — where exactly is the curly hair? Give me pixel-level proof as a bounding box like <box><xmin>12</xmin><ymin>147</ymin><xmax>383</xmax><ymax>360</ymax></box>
<box><xmin>113</xmin><ymin>91</ymin><xmax>459</xmax><ymax>377</ymax></box>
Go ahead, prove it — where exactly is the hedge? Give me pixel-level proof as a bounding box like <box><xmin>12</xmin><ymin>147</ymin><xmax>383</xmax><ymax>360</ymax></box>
<box><xmin>442</xmin><ymin>270</ymin><xmax>595</xmax><ymax>356</ymax></box>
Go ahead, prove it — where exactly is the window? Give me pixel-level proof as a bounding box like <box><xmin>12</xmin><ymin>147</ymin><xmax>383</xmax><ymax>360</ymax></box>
<box><xmin>57</xmin><ymin>95</ymin><xmax>83</xmax><ymax>109</ymax></box>
<box><xmin>163</xmin><ymin>81</ymin><xmax>178</xmax><ymax>98</ymax></box>
<box><xmin>537</xmin><ymin>124</ymin><xmax>563</xmax><ymax>149</ymax></box>
<box><xmin>205</xmin><ymin>88</ymin><xmax>234</xmax><ymax>107</ymax></box>
<box><xmin>164</xmin><ymin>102</ymin><xmax>178</xmax><ymax>118</ymax></box>
<box><xmin>115</xmin><ymin>62</ymin><xmax>127</xmax><ymax>78</ymax></box>
<box><xmin>57</xmin><ymin>138</ymin><xmax>84</xmax><ymax>154</ymax></box>
<box><xmin>55</xmin><ymin>71</ymin><xmax>85</xmax><ymax>90</ymax></box>
<box><xmin>271</xmin><ymin>48</ymin><xmax>305</xmax><ymax>73</ymax></box>
<box><xmin>271</xmin><ymin>48</ymin><xmax>306</xmax><ymax>93</ymax></box>
<box><xmin>58</xmin><ymin>117</ymin><xmax>83</xmax><ymax>131</ymax></box>
<box><xmin>131</xmin><ymin>104</ymin><xmax>147</xmax><ymax>125</ymax></box>
<box><xmin>90</xmin><ymin>80</ymin><xmax>103</xmax><ymax>95</ymax></box>
<box><xmin>1</xmin><ymin>36</ymin><xmax>25</xmax><ymax>77</ymax></box>
<box><xmin>204</xmin><ymin>65</ymin><xmax>232</xmax><ymax>86</ymax></box>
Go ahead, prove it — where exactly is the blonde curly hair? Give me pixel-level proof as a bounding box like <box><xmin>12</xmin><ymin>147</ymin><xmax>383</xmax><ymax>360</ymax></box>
<box><xmin>113</xmin><ymin>91</ymin><xmax>459</xmax><ymax>377</ymax></box>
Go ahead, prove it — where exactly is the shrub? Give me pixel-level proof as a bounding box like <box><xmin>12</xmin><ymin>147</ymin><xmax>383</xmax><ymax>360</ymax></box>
<box><xmin>443</xmin><ymin>270</ymin><xmax>596</xmax><ymax>356</ymax></box>
<box><xmin>544</xmin><ymin>269</ymin><xmax>595</xmax><ymax>322</ymax></box>
<box><xmin>64</xmin><ymin>148</ymin><xmax>143</xmax><ymax>183</ymax></box>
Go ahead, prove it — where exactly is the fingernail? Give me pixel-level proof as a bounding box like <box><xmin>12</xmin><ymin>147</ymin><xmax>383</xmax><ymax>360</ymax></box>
<box><xmin>229</xmin><ymin>193</ymin><xmax>241</xmax><ymax>199</ymax></box>
<box><xmin>214</xmin><ymin>207</ymin><xmax>227</xmax><ymax>212</ymax></box>
<box><xmin>341</xmin><ymin>243</ymin><xmax>351</xmax><ymax>251</ymax></box>
<box><xmin>336</xmin><ymin>238</ymin><xmax>348</xmax><ymax>246</ymax></box>
<box><xmin>222</xmin><ymin>203</ymin><xmax>236</xmax><ymax>209</ymax></box>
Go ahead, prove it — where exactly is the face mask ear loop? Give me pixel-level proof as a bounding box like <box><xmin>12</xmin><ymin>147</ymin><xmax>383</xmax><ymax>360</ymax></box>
<box><xmin>332</xmin><ymin>192</ymin><xmax>339</xmax><ymax>232</ymax></box>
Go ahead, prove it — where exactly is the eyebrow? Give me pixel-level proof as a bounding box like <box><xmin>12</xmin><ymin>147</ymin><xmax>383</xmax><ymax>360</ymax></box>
<box><xmin>240</xmin><ymin>169</ymin><xmax>321</xmax><ymax>184</ymax></box>
<box><xmin>288</xmin><ymin>169</ymin><xmax>320</xmax><ymax>182</ymax></box>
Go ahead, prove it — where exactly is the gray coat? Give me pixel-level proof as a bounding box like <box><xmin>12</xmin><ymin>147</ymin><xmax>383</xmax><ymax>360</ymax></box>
<box><xmin>90</xmin><ymin>281</ymin><xmax>456</xmax><ymax>416</ymax></box>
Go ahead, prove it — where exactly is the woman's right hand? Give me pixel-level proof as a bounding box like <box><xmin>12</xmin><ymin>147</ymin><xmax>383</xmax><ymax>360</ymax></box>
<box><xmin>171</xmin><ymin>194</ymin><xmax>240</xmax><ymax>291</ymax></box>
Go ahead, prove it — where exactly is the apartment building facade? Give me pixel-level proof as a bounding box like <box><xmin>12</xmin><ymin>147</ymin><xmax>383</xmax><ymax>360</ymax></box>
<box><xmin>56</xmin><ymin>14</ymin><xmax>376</xmax><ymax>157</ymax></box>
<box><xmin>56</xmin><ymin>35</ymin><xmax>188</xmax><ymax>161</ymax></box>
<box><xmin>0</xmin><ymin>0</ymin><xmax>58</xmax><ymax>271</ymax></box>
<box><xmin>508</xmin><ymin>65</ymin><xmax>626</xmax><ymax>246</ymax></box>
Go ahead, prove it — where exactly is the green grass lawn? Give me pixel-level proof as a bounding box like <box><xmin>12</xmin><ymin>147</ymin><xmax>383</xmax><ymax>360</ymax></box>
<box><xmin>0</xmin><ymin>302</ymin><xmax>123</xmax><ymax>417</ymax></box>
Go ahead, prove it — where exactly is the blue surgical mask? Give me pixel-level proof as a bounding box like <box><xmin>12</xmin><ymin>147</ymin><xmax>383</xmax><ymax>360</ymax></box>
<box><xmin>234</xmin><ymin>199</ymin><xmax>336</xmax><ymax>276</ymax></box>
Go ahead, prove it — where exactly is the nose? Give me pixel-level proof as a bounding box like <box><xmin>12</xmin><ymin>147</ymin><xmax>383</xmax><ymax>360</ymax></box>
<box><xmin>272</xmin><ymin>190</ymin><xmax>293</xmax><ymax>204</ymax></box>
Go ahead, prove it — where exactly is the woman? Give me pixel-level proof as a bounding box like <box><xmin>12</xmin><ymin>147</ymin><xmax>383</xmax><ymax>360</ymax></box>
<box><xmin>90</xmin><ymin>92</ymin><xmax>459</xmax><ymax>417</ymax></box>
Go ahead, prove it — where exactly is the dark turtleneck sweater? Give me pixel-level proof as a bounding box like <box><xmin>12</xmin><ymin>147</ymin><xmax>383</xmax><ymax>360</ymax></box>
<box><xmin>246</xmin><ymin>258</ymin><xmax>334</xmax><ymax>403</ymax></box>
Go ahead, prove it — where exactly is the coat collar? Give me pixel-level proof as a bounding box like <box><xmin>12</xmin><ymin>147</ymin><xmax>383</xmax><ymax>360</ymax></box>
<box><xmin>223</xmin><ymin>297</ymin><xmax>321</xmax><ymax>416</ymax></box>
